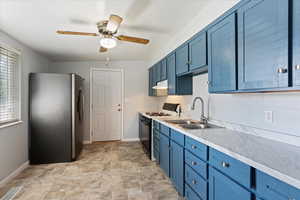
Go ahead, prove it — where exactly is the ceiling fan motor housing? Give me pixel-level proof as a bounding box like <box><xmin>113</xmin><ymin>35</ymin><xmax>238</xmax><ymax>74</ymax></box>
<box><xmin>97</xmin><ymin>20</ymin><xmax>117</xmax><ymax>35</ymax></box>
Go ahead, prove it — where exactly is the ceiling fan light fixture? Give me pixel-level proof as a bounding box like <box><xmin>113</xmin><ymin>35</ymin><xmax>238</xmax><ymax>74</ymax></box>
<box><xmin>100</xmin><ymin>37</ymin><xmax>117</xmax><ymax>49</ymax></box>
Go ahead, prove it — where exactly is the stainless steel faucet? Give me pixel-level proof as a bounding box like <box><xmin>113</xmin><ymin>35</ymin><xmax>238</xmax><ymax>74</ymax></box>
<box><xmin>191</xmin><ymin>97</ymin><xmax>207</xmax><ymax>124</ymax></box>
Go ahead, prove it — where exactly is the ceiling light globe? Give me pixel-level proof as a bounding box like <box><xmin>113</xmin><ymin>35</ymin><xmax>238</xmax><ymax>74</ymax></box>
<box><xmin>100</xmin><ymin>37</ymin><xmax>117</xmax><ymax>49</ymax></box>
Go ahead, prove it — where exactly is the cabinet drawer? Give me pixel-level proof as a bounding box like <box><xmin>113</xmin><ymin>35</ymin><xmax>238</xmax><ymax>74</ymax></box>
<box><xmin>185</xmin><ymin>150</ymin><xmax>207</xmax><ymax>179</ymax></box>
<box><xmin>160</xmin><ymin>124</ymin><xmax>170</xmax><ymax>137</ymax></box>
<box><xmin>153</xmin><ymin>120</ymin><xmax>159</xmax><ymax>130</ymax></box>
<box><xmin>256</xmin><ymin>170</ymin><xmax>300</xmax><ymax>200</ymax></box>
<box><xmin>185</xmin><ymin>165</ymin><xmax>207</xmax><ymax>200</ymax></box>
<box><xmin>170</xmin><ymin>129</ymin><xmax>184</xmax><ymax>146</ymax></box>
<box><xmin>185</xmin><ymin>184</ymin><xmax>202</xmax><ymax>200</ymax></box>
<box><xmin>185</xmin><ymin>136</ymin><xmax>207</xmax><ymax>161</ymax></box>
<box><xmin>209</xmin><ymin>148</ymin><xmax>251</xmax><ymax>188</ymax></box>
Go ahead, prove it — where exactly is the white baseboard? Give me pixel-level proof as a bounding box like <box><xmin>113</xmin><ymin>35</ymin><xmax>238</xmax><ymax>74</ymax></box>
<box><xmin>0</xmin><ymin>161</ymin><xmax>29</xmax><ymax>187</ymax></box>
<box><xmin>121</xmin><ymin>138</ymin><xmax>140</xmax><ymax>142</ymax></box>
<box><xmin>83</xmin><ymin>140</ymin><xmax>92</xmax><ymax>144</ymax></box>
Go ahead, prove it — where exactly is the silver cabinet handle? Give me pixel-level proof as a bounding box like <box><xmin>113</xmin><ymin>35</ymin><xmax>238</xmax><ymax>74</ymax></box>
<box><xmin>277</xmin><ymin>68</ymin><xmax>288</xmax><ymax>74</ymax></box>
<box><xmin>295</xmin><ymin>65</ymin><xmax>300</xmax><ymax>70</ymax></box>
<box><xmin>221</xmin><ymin>161</ymin><xmax>230</xmax><ymax>168</ymax></box>
<box><xmin>192</xmin><ymin>180</ymin><xmax>197</xmax><ymax>185</ymax></box>
<box><xmin>192</xmin><ymin>161</ymin><xmax>197</xmax><ymax>166</ymax></box>
<box><xmin>191</xmin><ymin>145</ymin><xmax>197</xmax><ymax>149</ymax></box>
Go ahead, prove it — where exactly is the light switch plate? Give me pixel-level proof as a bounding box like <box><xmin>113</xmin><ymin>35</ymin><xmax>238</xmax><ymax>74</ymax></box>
<box><xmin>264</xmin><ymin>111</ymin><xmax>273</xmax><ymax>123</ymax></box>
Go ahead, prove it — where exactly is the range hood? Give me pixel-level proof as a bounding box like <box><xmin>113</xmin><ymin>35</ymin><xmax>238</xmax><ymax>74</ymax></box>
<box><xmin>152</xmin><ymin>80</ymin><xmax>168</xmax><ymax>90</ymax></box>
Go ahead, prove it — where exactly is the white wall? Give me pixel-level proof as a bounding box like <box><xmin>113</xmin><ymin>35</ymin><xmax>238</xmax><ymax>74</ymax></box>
<box><xmin>148</xmin><ymin>0</ymin><xmax>300</xmax><ymax>147</ymax></box>
<box><xmin>49</xmin><ymin>61</ymin><xmax>157</xmax><ymax>141</ymax></box>
<box><xmin>0</xmin><ymin>31</ymin><xmax>50</xmax><ymax>181</ymax></box>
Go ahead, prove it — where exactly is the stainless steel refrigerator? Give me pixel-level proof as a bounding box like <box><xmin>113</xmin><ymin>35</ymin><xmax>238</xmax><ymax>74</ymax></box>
<box><xmin>29</xmin><ymin>73</ymin><xmax>84</xmax><ymax>164</ymax></box>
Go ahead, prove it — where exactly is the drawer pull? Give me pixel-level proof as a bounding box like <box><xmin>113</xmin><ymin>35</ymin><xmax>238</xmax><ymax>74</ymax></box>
<box><xmin>192</xmin><ymin>180</ymin><xmax>197</xmax><ymax>185</ymax></box>
<box><xmin>221</xmin><ymin>161</ymin><xmax>230</xmax><ymax>168</ymax></box>
<box><xmin>191</xmin><ymin>161</ymin><xmax>197</xmax><ymax>166</ymax></box>
<box><xmin>295</xmin><ymin>65</ymin><xmax>300</xmax><ymax>70</ymax></box>
<box><xmin>191</xmin><ymin>145</ymin><xmax>197</xmax><ymax>149</ymax></box>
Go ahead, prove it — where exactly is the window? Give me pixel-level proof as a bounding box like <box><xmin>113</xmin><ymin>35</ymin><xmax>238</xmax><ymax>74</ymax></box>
<box><xmin>0</xmin><ymin>45</ymin><xmax>20</xmax><ymax>125</ymax></box>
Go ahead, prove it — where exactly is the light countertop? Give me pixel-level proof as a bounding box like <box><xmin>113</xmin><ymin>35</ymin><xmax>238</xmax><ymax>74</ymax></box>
<box><xmin>140</xmin><ymin>112</ymin><xmax>300</xmax><ymax>190</ymax></box>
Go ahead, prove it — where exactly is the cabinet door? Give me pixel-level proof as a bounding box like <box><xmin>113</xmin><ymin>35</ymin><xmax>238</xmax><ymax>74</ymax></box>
<box><xmin>176</xmin><ymin>44</ymin><xmax>189</xmax><ymax>75</ymax></box>
<box><xmin>293</xmin><ymin>0</ymin><xmax>300</xmax><ymax>86</ymax></box>
<box><xmin>167</xmin><ymin>53</ymin><xmax>176</xmax><ymax>95</ymax></box>
<box><xmin>148</xmin><ymin>67</ymin><xmax>154</xmax><ymax>96</ymax></box>
<box><xmin>159</xmin><ymin>133</ymin><xmax>170</xmax><ymax>177</ymax></box>
<box><xmin>170</xmin><ymin>141</ymin><xmax>184</xmax><ymax>196</ymax></box>
<box><xmin>154</xmin><ymin>63</ymin><xmax>161</xmax><ymax>83</ymax></box>
<box><xmin>209</xmin><ymin>167</ymin><xmax>251</xmax><ymax>200</ymax></box>
<box><xmin>238</xmin><ymin>0</ymin><xmax>289</xmax><ymax>90</ymax></box>
<box><xmin>161</xmin><ymin>59</ymin><xmax>167</xmax><ymax>80</ymax></box>
<box><xmin>208</xmin><ymin>13</ymin><xmax>237</xmax><ymax>93</ymax></box>
<box><xmin>189</xmin><ymin>32</ymin><xmax>207</xmax><ymax>71</ymax></box>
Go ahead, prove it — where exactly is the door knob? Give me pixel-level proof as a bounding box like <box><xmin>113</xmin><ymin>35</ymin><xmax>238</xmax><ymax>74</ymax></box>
<box><xmin>221</xmin><ymin>161</ymin><xmax>230</xmax><ymax>168</ymax></box>
<box><xmin>118</xmin><ymin>108</ymin><xmax>122</xmax><ymax>111</ymax></box>
<box><xmin>117</xmin><ymin>104</ymin><xmax>121</xmax><ymax>106</ymax></box>
<box><xmin>295</xmin><ymin>65</ymin><xmax>300</xmax><ymax>70</ymax></box>
<box><xmin>277</xmin><ymin>68</ymin><xmax>288</xmax><ymax>74</ymax></box>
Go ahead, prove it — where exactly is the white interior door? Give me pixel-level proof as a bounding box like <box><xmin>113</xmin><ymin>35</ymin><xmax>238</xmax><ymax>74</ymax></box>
<box><xmin>91</xmin><ymin>69</ymin><xmax>122</xmax><ymax>141</ymax></box>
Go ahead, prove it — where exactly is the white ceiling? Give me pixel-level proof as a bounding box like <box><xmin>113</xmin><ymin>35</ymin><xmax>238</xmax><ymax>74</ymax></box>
<box><xmin>0</xmin><ymin>0</ymin><xmax>237</xmax><ymax>61</ymax></box>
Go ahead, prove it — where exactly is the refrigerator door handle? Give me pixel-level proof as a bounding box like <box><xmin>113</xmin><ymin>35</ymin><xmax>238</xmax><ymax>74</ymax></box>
<box><xmin>71</xmin><ymin>74</ymin><xmax>76</xmax><ymax>160</ymax></box>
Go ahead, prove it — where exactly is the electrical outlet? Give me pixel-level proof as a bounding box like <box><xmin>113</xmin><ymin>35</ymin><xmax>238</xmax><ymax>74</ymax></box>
<box><xmin>264</xmin><ymin>111</ymin><xmax>273</xmax><ymax>123</ymax></box>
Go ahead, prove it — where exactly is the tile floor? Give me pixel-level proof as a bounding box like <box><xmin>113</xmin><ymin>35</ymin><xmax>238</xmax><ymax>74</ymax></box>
<box><xmin>0</xmin><ymin>142</ymin><xmax>183</xmax><ymax>200</ymax></box>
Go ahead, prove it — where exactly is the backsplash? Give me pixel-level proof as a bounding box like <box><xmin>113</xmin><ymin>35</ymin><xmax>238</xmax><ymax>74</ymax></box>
<box><xmin>157</xmin><ymin>74</ymin><xmax>300</xmax><ymax>147</ymax></box>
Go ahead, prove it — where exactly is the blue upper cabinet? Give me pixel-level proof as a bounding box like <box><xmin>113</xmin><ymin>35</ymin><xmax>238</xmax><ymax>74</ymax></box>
<box><xmin>167</xmin><ymin>53</ymin><xmax>176</xmax><ymax>95</ymax></box>
<box><xmin>208</xmin><ymin>13</ymin><xmax>237</xmax><ymax>93</ymax></box>
<box><xmin>189</xmin><ymin>32</ymin><xmax>207</xmax><ymax>72</ymax></box>
<box><xmin>148</xmin><ymin>67</ymin><xmax>155</xmax><ymax>96</ymax></box>
<box><xmin>155</xmin><ymin>62</ymin><xmax>161</xmax><ymax>83</ymax></box>
<box><xmin>176</xmin><ymin>43</ymin><xmax>189</xmax><ymax>75</ymax></box>
<box><xmin>293</xmin><ymin>0</ymin><xmax>300</xmax><ymax>87</ymax></box>
<box><xmin>161</xmin><ymin>58</ymin><xmax>167</xmax><ymax>81</ymax></box>
<box><xmin>209</xmin><ymin>167</ymin><xmax>251</xmax><ymax>200</ymax></box>
<box><xmin>238</xmin><ymin>0</ymin><xmax>289</xmax><ymax>90</ymax></box>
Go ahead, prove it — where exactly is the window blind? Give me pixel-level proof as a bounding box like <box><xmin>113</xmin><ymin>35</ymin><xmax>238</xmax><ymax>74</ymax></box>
<box><xmin>0</xmin><ymin>46</ymin><xmax>20</xmax><ymax>124</ymax></box>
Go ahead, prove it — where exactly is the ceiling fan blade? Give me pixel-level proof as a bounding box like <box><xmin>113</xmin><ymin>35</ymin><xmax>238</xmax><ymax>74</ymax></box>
<box><xmin>56</xmin><ymin>31</ymin><xmax>98</xmax><ymax>36</ymax></box>
<box><xmin>99</xmin><ymin>47</ymin><xmax>108</xmax><ymax>53</ymax></box>
<box><xmin>116</xmin><ymin>35</ymin><xmax>149</xmax><ymax>44</ymax></box>
<box><xmin>106</xmin><ymin>14</ymin><xmax>123</xmax><ymax>33</ymax></box>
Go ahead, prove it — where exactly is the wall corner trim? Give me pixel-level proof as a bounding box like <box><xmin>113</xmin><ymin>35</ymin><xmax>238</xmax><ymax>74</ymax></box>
<box><xmin>0</xmin><ymin>161</ymin><xmax>29</xmax><ymax>187</ymax></box>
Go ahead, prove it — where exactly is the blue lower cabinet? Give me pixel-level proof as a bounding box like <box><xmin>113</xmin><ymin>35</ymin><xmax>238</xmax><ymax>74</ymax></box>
<box><xmin>185</xmin><ymin>136</ymin><xmax>208</xmax><ymax>161</ymax></box>
<box><xmin>209</xmin><ymin>167</ymin><xmax>251</xmax><ymax>200</ymax></box>
<box><xmin>154</xmin><ymin>148</ymin><xmax>159</xmax><ymax>163</ymax></box>
<box><xmin>185</xmin><ymin>165</ymin><xmax>207</xmax><ymax>200</ymax></box>
<box><xmin>159</xmin><ymin>133</ymin><xmax>170</xmax><ymax>177</ymax></box>
<box><xmin>209</xmin><ymin>148</ymin><xmax>251</xmax><ymax>188</ymax></box>
<box><xmin>185</xmin><ymin>150</ymin><xmax>207</xmax><ymax>179</ymax></box>
<box><xmin>185</xmin><ymin>184</ymin><xmax>202</xmax><ymax>200</ymax></box>
<box><xmin>170</xmin><ymin>140</ymin><xmax>184</xmax><ymax>196</ymax></box>
<box><xmin>256</xmin><ymin>170</ymin><xmax>300</xmax><ymax>200</ymax></box>
<box><xmin>170</xmin><ymin>129</ymin><xmax>184</xmax><ymax>146</ymax></box>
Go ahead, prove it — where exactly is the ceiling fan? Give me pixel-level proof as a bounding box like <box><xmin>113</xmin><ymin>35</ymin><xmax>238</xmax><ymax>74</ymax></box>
<box><xmin>57</xmin><ymin>14</ymin><xmax>150</xmax><ymax>53</ymax></box>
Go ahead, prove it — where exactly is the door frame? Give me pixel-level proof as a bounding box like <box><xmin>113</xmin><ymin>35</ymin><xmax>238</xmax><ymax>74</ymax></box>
<box><xmin>90</xmin><ymin>67</ymin><xmax>124</xmax><ymax>143</ymax></box>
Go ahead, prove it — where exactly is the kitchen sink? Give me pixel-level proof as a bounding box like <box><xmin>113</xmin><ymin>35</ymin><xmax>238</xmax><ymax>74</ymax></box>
<box><xmin>164</xmin><ymin>119</ymin><xmax>204</xmax><ymax>124</ymax></box>
<box><xmin>164</xmin><ymin>119</ymin><xmax>192</xmax><ymax>124</ymax></box>
<box><xmin>180</xmin><ymin>123</ymin><xmax>211</xmax><ymax>129</ymax></box>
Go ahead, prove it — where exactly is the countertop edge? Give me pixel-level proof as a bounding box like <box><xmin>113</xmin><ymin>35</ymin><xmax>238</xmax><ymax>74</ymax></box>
<box><xmin>139</xmin><ymin>112</ymin><xmax>300</xmax><ymax>190</ymax></box>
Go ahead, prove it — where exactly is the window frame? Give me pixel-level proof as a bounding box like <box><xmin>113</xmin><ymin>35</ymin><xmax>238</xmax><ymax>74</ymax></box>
<box><xmin>0</xmin><ymin>41</ymin><xmax>22</xmax><ymax>129</ymax></box>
